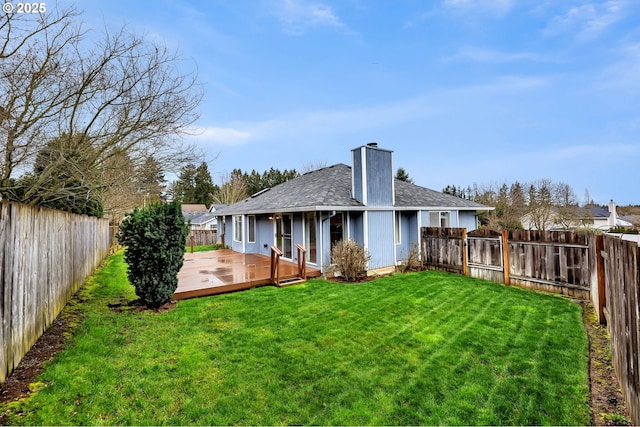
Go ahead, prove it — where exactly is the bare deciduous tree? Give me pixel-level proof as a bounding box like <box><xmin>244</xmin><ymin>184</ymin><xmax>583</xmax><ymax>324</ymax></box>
<box><xmin>0</xmin><ymin>6</ymin><xmax>203</xmax><ymax>215</ymax></box>
<box><xmin>211</xmin><ymin>172</ymin><xmax>248</xmax><ymax>205</ymax></box>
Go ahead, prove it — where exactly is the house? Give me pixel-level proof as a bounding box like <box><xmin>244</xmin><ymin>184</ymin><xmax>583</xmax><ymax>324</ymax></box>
<box><xmin>182</xmin><ymin>204</ymin><xmax>220</xmax><ymax>231</ymax></box>
<box><xmin>213</xmin><ymin>143</ymin><xmax>491</xmax><ymax>275</ymax></box>
<box><xmin>181</xmin><ymin>204</ymin><xmax>209</xmax><ymax>214</ymax></box>
<box><xmin>521</xmin><ymin>200</ymin><xmax>633</xmax><ymax>231</ymax></box>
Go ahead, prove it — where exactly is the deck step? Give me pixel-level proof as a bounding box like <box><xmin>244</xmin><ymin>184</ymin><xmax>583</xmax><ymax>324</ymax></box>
<box><xmin>276</xmin><ymin>277</ymin><xmax>307</xmax><ymax>287</ymax></box>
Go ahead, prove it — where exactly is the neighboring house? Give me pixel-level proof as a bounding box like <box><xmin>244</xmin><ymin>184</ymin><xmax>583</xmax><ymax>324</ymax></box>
<box><xmin>214</xmin><ymin>143</ymin><xmax>492</xmax><ymax>275</ymax></box>
<box><xmin>182</xmin><ymin>204</ymin><xmax>219</xmax><ymax>230</ymax></box>
<box><xmin>184</xmin><ymin>212</ymin><xmax>218</xmax><ymax>230</ymax></box>
<box><xmin>521</xmin><ymin>200</ymin><xmax>633</xmax><ymax>231</ymax></box>
<box><xmin>181</xmin><ymin>204</ymin><xmax>209</xmax><ymax>214</ymax></box>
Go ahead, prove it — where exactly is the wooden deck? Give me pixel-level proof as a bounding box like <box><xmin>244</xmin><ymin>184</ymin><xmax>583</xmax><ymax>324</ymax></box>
<box><xmin>174</xmin><ymin>249</ymin><xmax>321</xmax><ymax>300</ymax></box>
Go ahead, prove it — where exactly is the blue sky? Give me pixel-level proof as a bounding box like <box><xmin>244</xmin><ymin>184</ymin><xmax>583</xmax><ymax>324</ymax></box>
<box><xmin>76</xmin><ymin>0</ymin><xmax>639</xmax><ymax>205</ymax></box>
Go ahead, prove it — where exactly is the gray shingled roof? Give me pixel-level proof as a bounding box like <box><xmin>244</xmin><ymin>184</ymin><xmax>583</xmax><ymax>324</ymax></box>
<box><xmin>184</xmin><ymin>212</ymin><xmax>217</xmax><ymax>225</ymax></box>
<box><xmin>214</xmin><ymin>163</ymin><xmax>489</xmax><ymax>216</ymax></box>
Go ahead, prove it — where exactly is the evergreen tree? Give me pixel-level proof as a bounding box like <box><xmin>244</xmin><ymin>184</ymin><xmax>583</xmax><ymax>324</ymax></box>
<box><xmin>118</xmin><ymin>201</ymin><xmax>188</xmax><ymax>308</ymax></box>
<box><xmin>136</xmin><ymin>156</ymin><xmax>166</xmax><ymax>204</ymax></box>
<box><xmin>193</xmin><ymin>162</ymin><xmax>217</xmax><ymax>206</ymax></box>
<box><xmin>395</xmin><ymin>167</ymin><xmax>414</xmax><ymax>183</ymax></box>
<box><xmin>11</xmin><ymin>134</ymin><xmax>104</xmax><ymax>217</ymax></box>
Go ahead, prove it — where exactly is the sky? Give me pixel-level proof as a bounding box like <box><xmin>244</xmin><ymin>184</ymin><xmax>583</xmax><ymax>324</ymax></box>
<box><xmin>72</xmin><ymin>0</ymin><xmax>640</xmax><ymax>205</ymax></box>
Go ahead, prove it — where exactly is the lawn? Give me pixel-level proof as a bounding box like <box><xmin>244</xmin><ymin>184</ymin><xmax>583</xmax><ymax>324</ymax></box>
<box><xmin>2</xmin><ymin>252</ymin><xmax>591</xmax><ymax>425</ymax></box>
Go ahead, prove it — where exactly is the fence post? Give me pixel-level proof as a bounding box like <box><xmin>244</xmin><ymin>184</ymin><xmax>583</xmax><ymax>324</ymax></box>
<box><xmin>462</xmin><ymin>228</ymin><xmax>469</xmax><ymax>276</ymax></box>
<box><xmin>502</xmin><ymin>230</ymin><xmax>510</xmax><ymax>285</ymax></box>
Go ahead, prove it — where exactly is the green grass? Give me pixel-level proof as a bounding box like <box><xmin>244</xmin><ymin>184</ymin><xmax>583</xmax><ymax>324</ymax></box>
<box><xmin>2</xmin><ymin>252</ymin><xmax>591</xmax><ymax>425</ymax></box>
<box><xmin>185</xmin><ymin>243</ymin><xmax>224</xmax><ymax>252</ymax></box>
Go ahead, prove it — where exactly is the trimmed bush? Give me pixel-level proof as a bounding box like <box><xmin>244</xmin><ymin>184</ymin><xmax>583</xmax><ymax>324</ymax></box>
<box><xmin>118</xmin><ymin>201</ymin><xmax>189</xmax><ymax>308</ymax></box>
<box><xmin>329</xmin><ymin>238</ymin><xmax>371</xmax><ymax>281</ymax></box>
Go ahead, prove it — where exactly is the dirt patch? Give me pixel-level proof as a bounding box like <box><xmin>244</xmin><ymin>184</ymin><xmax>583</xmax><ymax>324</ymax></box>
<box><xmin>580</xmin><ymin>301</ymin><xmax>632</xmax><ymax>425</ymax></box>
<box><xmin>0</xmin><ymin>295</ymin><xmax>632</xmax><ymax>425</ymax></box>
<box><xmin>107</xmin><ymin>297</ymin><xmax>177</xmax><ymax>314</ymax></box>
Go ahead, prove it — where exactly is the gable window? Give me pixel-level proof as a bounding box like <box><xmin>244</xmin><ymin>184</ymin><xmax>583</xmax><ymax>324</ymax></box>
<box><xmin>429</xmin><ymin>211</ymin><xmax>450</xmax><ymax>228</ymax></box>
<box><xmin>395</xmin><ymin>211</ymin><xmax>401</xmax><ymax>245</ymax></box>
<box><xmin>248</xmin><ymin>215</ymin><xmax>256</xmax><ymax>243</ymax></box>
<box><xmin>233</xmin><ymin>215</ymin><xmax>243</xmax><ymax>242</ymax></box>
<box><xmin>440</xmin><ymin>212</ymin><xmax>450</xmax><ymax>227</ymax></box>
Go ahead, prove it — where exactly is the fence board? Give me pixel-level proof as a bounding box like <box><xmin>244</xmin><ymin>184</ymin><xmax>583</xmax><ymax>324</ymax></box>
<box><xmin>1</xmin><ymin>201</ymin><xmax>111</xmax><ymax>384</ymax></box>
<box><xmin>187</xmin><ymin>230</ymin><xmax>218</xmax><ymax>247</ymax></box>
<box><xmin>604</xmin><ymin>235</ymin><xmax>640</xmax><ymax>424</ymax></box>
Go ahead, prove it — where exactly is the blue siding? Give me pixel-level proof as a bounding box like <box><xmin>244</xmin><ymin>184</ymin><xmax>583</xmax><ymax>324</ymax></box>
<box><xmin>366</xmin><ymin>211</ymin><xmax>395</xmax><ymax>270</ymax></box>
<box><xmin>365</xmin><ymin>149</ymin><xmax>393</xmax><ymax>206</ymax></box>
<box><xmin>349</xmin><ymin>212</ymin><xmax>365</xmax><ymax>246</ymax></box>
<box><xmin>321</xmin><ymin>212</ymin><xmax>332</xmax><ymax>268</ymax></box>
<box><xmin>395</xmin><ymin>212</ymin><xmax>418</xmax><ymax>263</ymax></box>
<box><xmin>351</xmin><ymin>145</ymin><xmax>394</xmax><ymax>206</ymax></box>
<box><xmin>247</xmin><ymin>215</ymin><xmax>273</xmax><ymax>256</ymax></box>
<box><xmin>459</xmin><ymin>211</ymin><xmax>478</xmax><ymax>230</ymax></box>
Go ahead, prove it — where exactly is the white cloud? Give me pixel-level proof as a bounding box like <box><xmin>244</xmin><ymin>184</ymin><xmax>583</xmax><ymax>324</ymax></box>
<box><xmin>550</xmin><ymin>143</ymin><xmax>638</xmax><ymax>159</ymax></box>
<box><xmin>444</xmin><ymin>46</ymin><xmax>551</xmax><ymax>63</ymax></box>
<box><xmin>543</xmin><ymin>0</ymin><xmax>628</xmax><ymax>42</ymax></box>
<box><xmin>190</xmin><ymin>126</ymin><xmax>252</xmax><ymax>146</ymax></box>
<box><xmin>271</xmin><ymin>0</ymin><xmax>349</xmax><ymax>35</ymax></box>
<box><xmin>597</xmin><ymin>42</ymin><xmax>640</xmax><ymax>91</ymax></box>
<box><xmin>443</xmin><ymin>0</ymin><xmax>515</xmax><ymax>15</ymax></box>
<box><xmin>193</xmin><ymin>74</ymin><xmax>550</xmax><ymax>150</ymax></box>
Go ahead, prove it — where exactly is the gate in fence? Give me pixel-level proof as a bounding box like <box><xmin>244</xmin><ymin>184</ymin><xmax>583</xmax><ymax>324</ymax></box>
<box><xmin>466</xmin><ymin>229</ymin><xmax>506</xmax><ymax>284</ymax></box>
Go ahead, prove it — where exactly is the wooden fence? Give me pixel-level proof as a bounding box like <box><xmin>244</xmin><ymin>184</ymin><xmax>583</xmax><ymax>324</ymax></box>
<box><xmin>421</xmin><ymin>227</ymin><xmax>640</xmax><ymax>423</ymax></box>
<box><xmin>187</xmin><ymin>230</ymin><xmax>217</xmax><ymax>247</ymax></box>
<box><xmin>1</xmin><ymin>201</ymin><xmax>111</xmax><ymax>383</ymax></box>
<box><xmin>421</xmin><ymin>228</ymin><xmax>599</xmax><ymax>300</ymax></box>
<box><xmin>602</xmin><ymin>236</ymin><xmax>640</xmax><ymax>424</ymax></box>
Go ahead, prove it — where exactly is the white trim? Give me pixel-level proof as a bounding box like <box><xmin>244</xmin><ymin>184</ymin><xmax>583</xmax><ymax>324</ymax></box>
<box><xmin>363</xmin><ymin>210</ymin><xmax>369</xmax><ymax>270</ymax></box>
<box><xmin>394</xmin><ymin>211</ymin><xmax>401</xmax><ymax>245</ymax></box>
<box><xmin>363</xmin><ymin>211</ymin><xmax>369</xmax><ymax>249</ymax></box>
<box><xmin>233</xmin><ymin>215</ymin><xmax>243</xmax><ymax>243</ymax></box>
<box><xmin>216</xmin><ymin>205</ymin><xmax>491</xmax><ymax>216</ymax></box>
<box><xmin>390</xmin><ymin>151</ymin><xmax>395</xmax><ymax>206</ymax></box>
<box><xmin>346</xmin><ymin>211</ymin><xmax>351</xmax><ymax>239</ymax></box>
<box><xmin>361</xmin><ymin>147</ymin><xmax>368</xmax><ymax>205</ymax></box>
<box><xmin>417</xmin><ymin>210</ymin><xmax>423</xmax><ymax>261</ymax></box>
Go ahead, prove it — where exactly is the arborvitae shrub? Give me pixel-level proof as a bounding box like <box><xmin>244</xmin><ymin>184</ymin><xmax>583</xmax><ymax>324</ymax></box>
<box><xmin>118</xmin><ymin>201</ymin><xmax>188</xmax><ymax>308</ymax></box>
<box><xmin>329</xmin><ymin>239</ymin><xmax>371</xmax><ymax>281</ymax></box>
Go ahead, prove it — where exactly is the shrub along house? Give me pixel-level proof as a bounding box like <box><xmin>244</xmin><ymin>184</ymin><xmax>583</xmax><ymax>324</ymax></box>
<box><xmin>214</xmin><ymin>144</ymin><xmax>491</xmax><ymax>275</ymax></box>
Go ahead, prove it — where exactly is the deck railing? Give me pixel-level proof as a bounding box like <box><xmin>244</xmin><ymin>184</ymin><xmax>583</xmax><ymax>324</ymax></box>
<box><xmin>296</xmin><ymin>244</ymin><xmax>307</xmax><ymax>280</ymax></box>
<box><xmin>270</xmin><ymin>246</ymin><xmax>283</xmax><ymax>285</ymax></box>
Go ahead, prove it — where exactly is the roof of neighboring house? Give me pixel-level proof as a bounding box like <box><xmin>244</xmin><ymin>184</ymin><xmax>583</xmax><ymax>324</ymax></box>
<box><xmin>214</xmin><ymin>163</ymin><xmax>489</xmax><ymax>216</ymax></box>
<box><xmin>621</xmin><ymin>215</ymin><xmax>640</xmax><ymax>227</ymax></box>
<box><xmin>184</xmin><ymin>212</ymin><xmax>217</xmax><ymax>225</ymax></box>
<box><xmin>587</xmin><ymin>206</ymin><xmax>610</xmax><ymax>219</ymax></box>
<box><xmin>209</xmin><ymin>204</ymin><xmax>227</xmax><ymax>212</ymax></box>
<box><xmin>181</xmin><ymin>204</ymin><xmax>209</xmax><ymax>214</ymax></box>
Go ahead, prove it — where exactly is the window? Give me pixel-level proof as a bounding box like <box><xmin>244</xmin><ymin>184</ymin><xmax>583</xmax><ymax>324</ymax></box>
<box><xmin>440</xmin><ymin>212</ymin><xmax>450</xmax><ymax>227</ymax></box>
<box><xmin>395</xmin><ymin>211</ymin><xmax>401</xmax><ymax>244</ymax></box>
<box><xmin>305</xmin><ymin>212</ymin><xmax>317</xmax><ymax>264</ymax></box>
<box><xmin>248</xmin><ymin>215</ymin><xmax>256</xmax><ymax>243</ymax></box>
<box><xmin>330</xmin><ymin>212</ymin><xmax>344</xmax><ymax>247</ymax></box>
<box><xmin>429</xmin><ymin>211</ymin><xmax>450</xmax><ymax>228</ymax></box>
<box><xmin>233</xmin><ymin>215</ymin><xmax>243</xmax><ymax>242</ymax></box>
